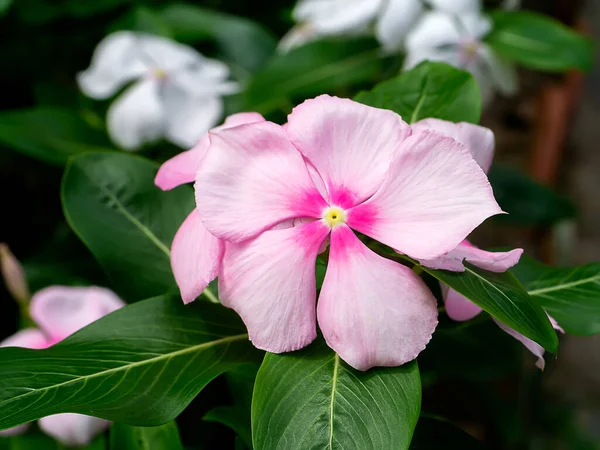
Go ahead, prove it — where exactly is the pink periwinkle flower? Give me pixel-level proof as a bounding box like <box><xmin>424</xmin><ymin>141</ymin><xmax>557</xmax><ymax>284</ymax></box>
<box><xmin>0</xmin><ymin>286</ymin><xmax>125</xmax><ymax>447</ymax></box>
<box><xmin>157</xmin><ymin>95</ymin><xmax>503</xmax><ymax>371</ymax></box>
<box><xmin>414</xmin><ymin>118</ymin><xmax>564</xmax><ymax>370</ymax></box>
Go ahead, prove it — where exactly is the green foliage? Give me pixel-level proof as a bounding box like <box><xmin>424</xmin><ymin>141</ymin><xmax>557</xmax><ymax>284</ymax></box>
<box><xmin>162</xmin><ymin>3</ymin><xmax>277</xmax><ymax>73</ymax></box>
<box><xmin>488</xmin><ymin>165</ymin><xmax>577</xmax><ymax>226</ymax></box>
<box><xmin>0</xmin><ymin>296</ymin><xmax>260</xmax><ymax>430</ymax></box>
<box><xmin>486</xmin><ymin>11</ymin><xmax>594</xmax><ymax>71</ymax></box>
<box><xmin>422</xmin><ymin>262</ymin><xmax>559</xmax><ymax>353</ymax></box>
<box><xmin>0</xmin><ymin>0</ymin><xmax>13</xmax><ymax>16</ymax></box>
<box><xmin>61</xmin><ymin>153</ymin><xmax>194</xmax><ymax>301</ymax></box>
<box><xmin>0</xmin><ymin>433</ymin><xmax>61</xmax><ymax>450</ymax></box>
<box><xmin>245</xmin><ymin>38</ymin><xmax>385</xmax><ymax>114</ymax></box>
<box><xmin>355</xmin><ymin>62</ymin><xmax>482</xmax><ymax>124</ymax></box>
<box><xmin>513</xmin><ymin>255</ymin><xmax>600</xmax><ymax>335</ymax></box>
<box><xmin>110</xmin><ymin>421</ymin><xmax>184</xmax><ymax>450</ymax></box>
<box><xmin>252</xmin><ymin>339</ymin><xmax>421</xmax><ymax>450</ymax></box>
<box><xmin>0</xmin><ymin>108</ymin><xmax>112</xmax><ymax>165</ymax></box>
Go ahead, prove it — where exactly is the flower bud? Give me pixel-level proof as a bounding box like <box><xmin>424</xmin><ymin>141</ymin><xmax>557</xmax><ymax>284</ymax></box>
<box><xmin>0</xmin><ymin>243</ymin><xmax>30</xmax><ymax>305</ymax></box>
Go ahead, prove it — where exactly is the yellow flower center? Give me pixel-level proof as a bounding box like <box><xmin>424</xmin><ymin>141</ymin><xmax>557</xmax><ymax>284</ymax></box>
<box><xmin>153</xmin><ymin>68</ymin><xmax>168</xmax><ymax>80</ymax></box>
<box><xmin>322</xmin><ymin>206</ymin><xmax>346</xmax><ymax>228</ymax></box>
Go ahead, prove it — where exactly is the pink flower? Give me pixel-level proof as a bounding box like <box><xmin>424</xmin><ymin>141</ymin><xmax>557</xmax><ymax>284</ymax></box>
<box><xmin>155</xmin><ymin>112</ymin><xmax>266</xmax><ymax>303</ymax></box>
<box><xmin>0</xmin><ymin>286</ymin><xmax>125</xmax><ymax>446</ymax></box>
<box><xmin>193</xmin><ymin>95</ymin><xmax>502</xmax><ymax>370</ymax></box>
<box><xmin>413</xmin><ymin>118</ymin><xmax>563</xmax><ymax>369</ymax></box>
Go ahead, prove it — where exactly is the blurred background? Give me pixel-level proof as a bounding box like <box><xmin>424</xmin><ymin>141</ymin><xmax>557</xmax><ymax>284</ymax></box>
<box><xmin>0</xmin><ymin>0</ymin><xmax>598</xmax><ymax>448</ymax></box>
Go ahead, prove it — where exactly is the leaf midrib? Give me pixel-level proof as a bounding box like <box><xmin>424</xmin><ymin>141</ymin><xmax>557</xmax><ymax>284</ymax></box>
<box><xmin>528</xmin><ymin>275</ymin><xmax>600</xmax><ymax>296</ymax></box>
<box><xmin>328</xmin><ymin>353</ymin><xmax>340</xmax><ymax>449</ymax></box>
<box><xmin>0</xmin><ymin>333</ymin><xmax>248</xmax><ymax>411</ymax></box>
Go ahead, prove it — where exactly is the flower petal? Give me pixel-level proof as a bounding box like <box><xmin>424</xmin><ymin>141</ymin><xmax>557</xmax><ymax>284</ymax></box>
<box><xmin>38</xmin><ymin>414</ymin><xmax>110</xmax><ymax>448</ymax></box>
<box><xmin>478</xmin><ymin>44</ymin><xmax>519</xmax><ymax>96</ymax></box>
<box><xmin>375</xmin><ymin>0</ymin><xmax>424</xmax><ymax>52</ymax></box>
<box><xmin>411</xmin><ymin>119</ymin><xmax>495</xmax><ymax>173</ymax></box>
<box><xmin>294</xmin><ymin>0</ymin><xmax>382</xmax><ymax>35</ymax></box>
<box><xmin>107</xmin><ymin>79</ymin><xmax>164</xmax><ymax>151</ymax></box>
<box><xmin>318</xmin><ymin>225</ymin><xmax>438</xmax><ymax>371</ymax></box>
<box><xmin>286</xmin><ymin>95</ymin><xmax>411</xmax><ymax>209</ymax></box>
<box><xmin>30</xmin><ymin>286</ymin><xmax>125</xmax><ymax>342</ymax></box>
<box><xmin>219</xmin><ymin>220</ymin><xmax>329</xmax><ymax>353</ymax></box>
<box><xmin>403</xmin><ymin>46</ymin><xmax>461</xmax><ymax>71</ymax></box>
<box><xmin>77</xmin><ymin>31</ymin><xmax>147</xmax><ymax>100</ymax></box>
<box><xmin>278</xmin><ymin>24</ymin><xmax>320</xmax><ymax>52</ymax></box>
<box><xmin>347</xmin><ymin>130</ymin><xmax>503</xmax><ymax>260</ymax></box>
<box><xmin>405</xmin><ymin>11</ymin><xmax>463</xmax><ymax>50</ymax></box>
<box><xmin>195</xmin><ymin>121</ymin><xmax>328</xmax><ymax>242</ymax></box>
<box><xmin>155</xmin><ymin>112</ymin><xmax>266</xmax><ymax>191</ymax></box>
<box><xmin>137</xmin><ymin>34</ymin><xmax>204</xmax><ymax>72</ymax></box>
<box><xmin>420</xmin><ymin>240</ymin><xmax>523</xmax><ymax>272</ymax></box>
<box><xmin>163</xmin><ymin>94</ymin><xmax>223</xmax><ymax>149</ymax></box>
<box><xmin>493</xmin><ymin>319</ymin><xmax>547</xmax><ymax>370</ymax></box>
<box><xmin>428</xmin><ymin>0</ymin><xmax>481</xmax><ymax>14</ymax></box>
<box><xmin>0</xmin><ymin>328</ymin><xmax>49</xmax><ymax>349</ymax></box>
<box><xmin>442</xmin><ymin>286</ymin><xmax>483</xmax><ymax>321</ymax></box>
<box><xmin>0</xmin><ymin>424</ymin><xmax>30</xmax><ymax>437</ymax></box>
<box><xmin>172</xmin><ymin>209</ymin><xmax>224</xmax><ymax>304</ymax></box>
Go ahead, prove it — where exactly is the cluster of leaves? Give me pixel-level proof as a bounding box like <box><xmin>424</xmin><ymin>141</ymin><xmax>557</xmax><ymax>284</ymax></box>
<box><xmin>0</xmin><ymin>1</ymin><xmax>597</xmax><ymax>449</ymax></box>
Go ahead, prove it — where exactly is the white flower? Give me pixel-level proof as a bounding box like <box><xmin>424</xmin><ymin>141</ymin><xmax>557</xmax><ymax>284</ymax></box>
<box><xmin>281</xmin><ymin>0</ymin><xmax>486</xmax><ymax>52</ymax></box>
<box><xmin>404</xmin><ymin>10</ymin><xmax>518</xmax><ymax>104</ymax></box>
<box><xmin>78</xmin><ymin>31</ymin><xmax>238</xmax><ymax>151</ymax></box>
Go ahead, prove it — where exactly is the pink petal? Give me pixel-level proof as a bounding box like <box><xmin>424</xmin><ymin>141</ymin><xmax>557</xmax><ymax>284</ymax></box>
<box><xmin>317</xmin><ymin>225</ymin><xmax>438</xmax><ymax>371</ymax></box>
<box><xmin>38</xmin><ymin>414</ymin><xmax>110</xmax><ymax>447</ymax></box>
<box><xmin>195</xmin><ymin>121</ymin><xmax>328</xmax><ymax>242</ymax></box>
<box><xmin>286</xmin><ymin>95</ymin><xmax>411</xmax><ymax>209</ymax></box>
<box><xmin>155</xmin><ymin>112</ymin><xmax>265</xmax><ymax>191</ymax></box>
<box><xmin>172</xmin><ymin>209</ymin><xmax>224</xmax><ymax>304</ymax></box>
<box><xmin>420</xmin><ymin>240</ymin><xmax>523</xmax><ymax>272</ymax></box>
<box><xmin>549</xmin><ymin>314</ymin><xmax>565</xmax><ymax>334</ymax></box>
<box><xmin>411</xmin><ymin>118</ymin><xmax>495</xmax><ymax>174</ymax></box>
<box><xmin>219</xmin><ymin>220</ymin><xmax>329</xmax><ymax>353</ymax></box>
<box><xmin>442</xmin><ymin>286</ymin><xmax>483</xmax><ymax>321</ymax></box>
<box><xmin>347</xmin><ymin>130</ymin><xmax>503</xmax><ymax>260</ymax></box>
<box><xmin>30</xmin><ymin>286</ymin><xmax>125</xmax><ymax>342</ymax></box>
<box><xmin>0</xmin><ymin>328</ymin><xmax>50</xmax><ymax>349</ymax></box>
<box><xmin>0</xmin><ymin>424</ymin><xmax>30</xmax><ymax>437</ymax></box>
<box><xmin>493</xmin><ymin>318</ymin><xmax>547</xmax><ymax>370</ymax></box>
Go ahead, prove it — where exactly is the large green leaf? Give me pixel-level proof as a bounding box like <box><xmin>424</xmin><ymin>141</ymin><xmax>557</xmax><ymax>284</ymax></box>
<box><xmin>0</xmin><ymin>296</ymin><xmax>259</xmax><ymax>430</ymax></box>
<box><xmin>488</xmin><ymin>165</ymin><xmax>576</xmax><ymax>226</ymax></box>
<box><xmin>421</xmin><ymin>263</ymin><xmax>558</xmax><ymax>352</ymax></box>
<box><xmin>61</xmin><ymin>152</ymin><xmax>195</xmax><ymax>301</ymax></box>
<box><xmin>0</xmin><ymin>433</ymin><xmax>60</xmax><ymax>450</ymax></box>
<box><xmin>110</xmin><ymin>421</ymin><xmax>183</xmax><ymax>450</ymax></box>
<box><xmin>0</xmin><ymin>108</ymin><xmax>113</xmax><ymax>165</ymax></box>
<box><xmin>252</xmin><ymin>339</ymin><xmax>421</xmax><ymax>450</ymax></box>
<box><xmin>512</xmin><ymin>255</ymin><xmax>600</xmax><ymax>335</ymax></box>
<box><xmin>355</xmin><ymin>62</ymin><xmax>481</xmax><ymax>124</ymax></box>
<box><xmin>161</xmin><ymin>3</ymin><xmax>276</xmax><ymax>73</ymax></box>
<box><xmin>245</xmin><ymin>38</ymin><xmax>384</xmax><ymax>114</ymax></box>
<box><xmin>486</xmin><ymin>11</ymin><xmax>594</xmax><ymax>72</ymax></box>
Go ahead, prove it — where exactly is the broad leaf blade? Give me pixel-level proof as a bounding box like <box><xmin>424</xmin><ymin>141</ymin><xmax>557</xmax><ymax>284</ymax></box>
<box><xmin>355</xmin><ymin>62</ymin><xmax>481</xmax><ymax>124</ymax></box>
<box><xmin>252</xmin><ymin>339</ymin><xmax>421</xmax><ymax>450</ymax></box>
<box><xmin>110</xmin><ymin>421</ymin><xmax>183</xmax><ymax>450</ymax></box>
<box><xmin>486</xmin><ymin>11</ymin><xmax>593</xmax><ymax>72</ymax></box>
<box><xmin>422</xmin><ymin>263</ymin><xmax>558</xmax><ymax>352</ymax></box>
<box><xmin>0</xmin><ymin>296</ymin><xmax>259</xmax><ymax>430</ymax></box>
<box><xmin>245</xmin><ymin>38</ymin><xmax>384</xmax><ymax>114</ymax></box>
<box><xmin>61</xmin><ymin>152</ymin><xmax>194</xmax><ymax>301</ymax></box>
<box><xmin>512</xmin><ymin>255</ymin><xmax>600</xmax><ymax>335</ymax></box>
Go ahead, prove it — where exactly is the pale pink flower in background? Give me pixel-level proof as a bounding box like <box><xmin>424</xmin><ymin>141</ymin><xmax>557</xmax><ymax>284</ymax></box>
<box><xmin>404</xmin><ymin>10</ymin><xmax>518</xmax><ymax>104</ymax></box>
<box><xmin>155</xmin><ymin>112</ymin><xmax>265</xmax><ymax>303</ymax></box>
<box><xmin>78</xmin><ymin>31</ymin><xmax>239</xmax><ymax>151</ymax></box>
<box><xmin>413</xmin><ymin>118</ymin><xmax>562</xmax><ymax>369</ymax></box>
<box><xmin>0</xmin><ymin>286</ymin><xmax>125</xmax><ymax>446</ymax></box>
<box><xmin>193</xmin><ymin>95</ymin><xmax>503</xmax><ymax>370</ymax></box>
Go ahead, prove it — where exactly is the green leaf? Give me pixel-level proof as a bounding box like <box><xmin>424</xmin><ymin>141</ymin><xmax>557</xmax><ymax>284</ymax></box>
<box><xmin>252</xmin><ymin>339</ymin><xmax>421</xmax><ymax>450</ymax></box>
<box><xmin>61</xmin><ymin>152</ymin><xmax>195</xmax><ymax>301</ymax></box>
<box><xmin>421</xmin><ymin>263</ymin><xmax>558</xmax><ymax>352</ymax></box>
<box><xmin>0</xmin><ymin>108</ymin><xmax>113</xmax><ymax>165</ymax></box>
<box><xmin>0</xmin><ymin>296</ymin><xmax>259</xmax><ymax>430</ymax></box>
<box><xmin>0</xmin><ymin>0</ymin><xmax>13</xmax><ymax>16</ymax></box>
<box><xmin>0</xmin><ymin>433</ymin><xmax>61</xmax><ymax>450</ymax></box>
<box><xmin>511</xmin><ymin>255</ymin><xmax>600</xmax><ymax>335</ymax></box>
<box><xmin>110</xmin><ymin>421</ymin><xmax>184</xmax><ymax>450</ymax></box>
<box><xmin>488</xmin><ymin>165</ymin><xmax>577</xmax><ymax>226</ymax></box>
<box><xmin>245</xmin><ymin>38</ymin><xmax>384</xmax><ymax>114</ymax></box>
<box><xmin>355</xmin><ymin>62</ymin><xmax>481</xmax><ymax>124</ymax></box>
<box><xmin>410</xmin><ymin>417</ymin><xmax>486</xmax><ymax>449</ymax></box>
<box><xmin>161</xmin><ymin>3</ymin><xmax>276</xmax><ymax>73</ymax></box>
<box><xmin>108</xmin><ymin>6</ymin><xmax>173</xmax><ymax>38</ymax></box>
<box><xmin>486</xmin><ymin>11</ymin><xmax>594</xmax><ymax>72</ymax></box>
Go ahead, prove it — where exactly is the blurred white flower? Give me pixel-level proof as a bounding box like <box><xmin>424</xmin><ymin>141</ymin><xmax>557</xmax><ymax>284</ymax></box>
<box><xmin>404</xmin><ymin>10</ymin><xmax>518</xmax><ymax>104</ymax></box>
<box><xmin>281</xmin><ymin>0</ymin><xmax>485</xmax><ymax>52</ymax></box>
<box><xmin>502</xmin><ymin>0</ymin><xmax>521</xmax><ymax>10</ymax></box>
<box><xmin>78</xmin><ymin>32</ymin><xmax>239</xmax><ymax>151</ymax></box>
